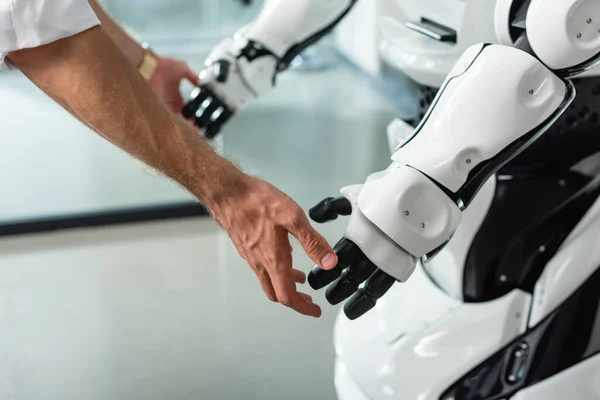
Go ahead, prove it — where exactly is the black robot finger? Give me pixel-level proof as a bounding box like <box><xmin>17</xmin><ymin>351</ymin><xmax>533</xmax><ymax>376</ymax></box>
<box><xmin>203</xmin><ymin>124</ymin><xmax>221</xmax><ymax>140</ymax></box>
<box><xmin>213</xmin><ymin>106</ymin><xmax>233</xmax><ymax>125</ymax></box>
<box><xmin>194</xmin><ymin>117</ymin><xmax>205</xmax><ymax>130</ymax></box>
<box><xmin>203</xmin><ymin>107</ymin><xmax>234</xmax><ymax>140</ymax></box>
<box><xmin>343</xmin><ymin>269</ymin><xmax>397</xmax><ymax>320</ymax></box>
<box><xmin>195</xmin><ymin>98</ymin><xmax>220</xmax><ymax>128</ymax></box>
<box><xmin>182</xmin><ymin>87</ymin><xmax>210</xmax><ymax>119</ymax></box>
<box><xmin>308</xmin><ymin>238</ymin><xmax>364</xmax><ymax>290</ymax></box>
<box><xmin>325</xmin><ymin>257</ymin><xmax>377</xmax><ymax>305</ymax></box>
<box><xmin>309</xmin><ymin>196</ymin><xmax>352</xmax><ymax>223</ymax></box>
<box><xmin>182</xmin><ymin>97</ymin><xmax>199</xmax><ymax>119</ymax></box>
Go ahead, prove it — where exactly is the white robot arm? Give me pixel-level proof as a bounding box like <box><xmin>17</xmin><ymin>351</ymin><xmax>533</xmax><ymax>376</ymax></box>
<box><xmin>308</xmin><ymin>0</ymin><xmax>600</xmax><ymax>320</ymax></box>
<box><xmin>182</xmin><ymin>0</ymin><xmax>356</xmax><ymax>138</ymax></box>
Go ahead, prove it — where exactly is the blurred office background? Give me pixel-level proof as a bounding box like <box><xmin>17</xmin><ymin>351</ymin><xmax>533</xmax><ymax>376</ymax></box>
<box><xmin>0</xmin><ymin>1</ymin><xmax>412</xmax><ymax>399</ymax></box>
<box><xmin>101</xmin><ymin>0</ymin><xmax>264</xmax><ymax>44</ymax></box>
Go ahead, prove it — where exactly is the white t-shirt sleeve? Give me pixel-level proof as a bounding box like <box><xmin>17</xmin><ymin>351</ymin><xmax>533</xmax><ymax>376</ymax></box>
<box><xmin>0</xmin><ymin>0</ymin><xmax>100</xmax><ymax>71</ymax></box>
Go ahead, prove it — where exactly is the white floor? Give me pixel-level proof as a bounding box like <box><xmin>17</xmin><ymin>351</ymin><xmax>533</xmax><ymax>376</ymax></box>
<box><xmin>0</xmin><ymin>215</ymin><xmax>352</xmax><ymax>400</ymax></box>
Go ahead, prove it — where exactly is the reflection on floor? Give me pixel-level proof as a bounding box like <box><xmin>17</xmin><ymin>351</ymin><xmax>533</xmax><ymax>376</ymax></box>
<box><xmin>0</xmin><ymin>215</ymin><xmax>351</xmax><ymax>400</ymax></box>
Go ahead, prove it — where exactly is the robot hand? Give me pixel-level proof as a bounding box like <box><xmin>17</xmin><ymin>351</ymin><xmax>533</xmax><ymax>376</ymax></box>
<box><xmin>308</xmin><ymin>166</ymin><xmax>461</xmax><ymax>320</ymax></box>
<box><xmin>309</xmin><ymin>188</ymin><xmax>415</xmax><ymax>320</ymax></box>
<box><xmin>310</xmin><ymin>237</ymin><xmax>398</xmax><ymax>320</ymax></box>
<box><xmin>309</xmin><ymin>43</ymin><xmax>575</xmax><ymax>320</ymax></box>
<box><xmin>181</xmin><ymin>36</ymin><xmax>278</xmax><ymax>139</ymax></box>
<box><xmin>182</xmin><ymin>0</ymin><xmax>357</xmax><ymax>138</ymax></box>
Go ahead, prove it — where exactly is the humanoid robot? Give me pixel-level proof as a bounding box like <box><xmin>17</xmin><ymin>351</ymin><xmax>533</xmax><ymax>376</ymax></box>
<box><xmin>183</xmin><ymin>0</ymin><xmax>600</xmax><ymax>398</ymax></box>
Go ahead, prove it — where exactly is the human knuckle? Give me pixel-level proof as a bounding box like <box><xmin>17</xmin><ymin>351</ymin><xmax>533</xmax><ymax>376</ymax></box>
<box><xmin>256</xmin><ymin>267</ymin><xmax>269</xmax><ymax>279</ymax></box>
<box><xmin>281</xmin><ymin>206</ymin><xmax>301</xmax><ymax>227</ymax></box>
<box><xmin>266</xmin><ymin>293</ymin><xmax>277</xmax><ymax>302</ymax></box>
<box><xmin>278</xmin><ymin>295</ymin><xmax>293</xmax><ymax>307</ymax></box>
<box><xmin>291</xmin><ymin>208</ymin><xmax>306</xmax><ymax>225</ymax></box>
<box><xmin>304</xmin><ymin>235</ymin><xmax>324</xmax><ymax>254</ymax></box>
<box><xmin>271</xmin><ymin>261</ymin><xmax>288</xmax><ymax>274</ymax></box>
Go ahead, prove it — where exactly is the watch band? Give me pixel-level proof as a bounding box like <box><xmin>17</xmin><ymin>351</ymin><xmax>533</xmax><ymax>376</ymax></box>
<box><xmin>138</xmin><ymin>44</ymin><xmax>159</xmax><ymax>81</ymax></box>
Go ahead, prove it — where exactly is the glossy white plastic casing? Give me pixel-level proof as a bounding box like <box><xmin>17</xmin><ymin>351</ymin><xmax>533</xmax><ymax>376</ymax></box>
<box><xmin>330</xmin><ymin>2</ymin><xmax>600</xmax><ymax>399</ymax></box>
<box><xmin>379</xmin><ymin>0</ymin><xmax>600</xmax><ymax>86</ymax></box>
<box><xmin>357</xmin><ymin>164</ymin><xmax>461</xmax><ymax>259</ymax></box>
<box><xmin>340</xmin><ymin>185</ymin><xmax>418</xmax><ymax>282</ymax></box>
<box><xmin>199</xmin><ymin>0</ymin><xmax>354</xmax><ymax>111</ymax></box>
<box><xmin>393</xmin><ymin>45</ymin><xmax>567</xmax><ymax>192</ymax></box>
<box><xmin>200</xmin><ymin>37</ymin><xmax>275</xmax><ymax>110</ymax></box>
<box><xmin>529</xmin><ymin>195</ymin><xmax>600</xmax><ymax>327</ymax></box>
<box><xmin>424</xmin><ymin>177</ymin><xmax>496</xmax><ymax>299</ymax></box>
<box><xmin>385</xmin><ymin>118</ymin><xmax>414</xmax><ymax>154</ymax></box>
<box><xmin>494</xmin><ymin>0</ymin><xmax>516</xmax><ymax>46</ymax></box>
<box><xmin>385</xmin><ymin>121</ymin><xmax>496</xmax><ymax>300</ymax></box>
<box><xmin>334</xmin><ymin>262</ymin><xmax>532</xmax><ymax>400</ymax></box>
<box><xmin>340</xmin><ymin>44</ymin><xmax>566</xmax><ymax>282</ymax></box>
<box><xmin>338</xmin><ymin>164</ymin><xmax>462</xmax><ymax>283</ymax></box>
<box><xmin>527</xmin><ymin>0</ymin><xmax>600</xmax><ymax>71</ymax></box>
<box><xmin>378</xmin><ymin>0</ymin><xmax>498</xmax><ymax>87</ymax></box>
<box><xmin>244</xmin><ymin>0</ymin><xmax>354</xmax><ymax>57</ymax></box>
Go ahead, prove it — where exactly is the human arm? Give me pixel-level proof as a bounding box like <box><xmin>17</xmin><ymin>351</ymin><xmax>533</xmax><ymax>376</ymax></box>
<box><xmin>87</xmin><ymin>0</ymin><xmax>144</xmax><ymax>67</ymax></box>
<box><xmin>7</xmin><ymin>26</ymin><xmax>337</xmax><ymax>317</ymax></box>
<box><xmin>87</xmin><ymin>0</ymin><xmax>198</xmax><ymax>112</ymax></box>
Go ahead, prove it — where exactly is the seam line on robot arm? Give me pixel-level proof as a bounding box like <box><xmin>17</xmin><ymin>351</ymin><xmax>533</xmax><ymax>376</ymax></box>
<box><xmin>394</xmin><ymin>81</ymin><xmax>575</xmax><ymax>213</ymax></box>
<box><xmin>235</xmin><ymin>67</ymin><xmax>260</xmax><ymax>98</ymax></box>
<box><xmin>514</xmin><ymin>31</ymin><xmax>600</xmax><ymax>80</ymax></box>
<box><xmin>453</xmin><ymin>80</ymin><xmax>576</xmax><ymax>208</ymax></box>
<box><xmin>394</xmin><ymin>43</ymin><xmax>491</xmax><ymax>153</ymax></box>
<box><xmin>554</xmin><ymin>51</ymin><xmax>600</xmax><ymax>79</ymax></box>
<box><xmin>277</xmin><ymin>0</ymin><xmax>358</xmax><ymax>71</ymax></box>
<box><xmin>396</xmin><ymin>78</ymin><xmax>576</xmax><ymax>211</ymax></box>
<box><xmin>235</xmin><ymin>41</ymin><xmax>281</xmax><ymax>97</ymax></box>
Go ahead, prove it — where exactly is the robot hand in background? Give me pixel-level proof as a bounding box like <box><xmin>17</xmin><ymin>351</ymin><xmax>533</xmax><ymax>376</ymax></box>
<box><xmin>182</xmin><ymin>0</ymin><xmax>357</xmax><ymax>139</ymax></box>
<box><xmin>181</xmin><ymin>34</ymin><xmax>277</xmax><ymax>139</ymax></box>
<box><xmin>309</xmin><ymin>42</ymin><xmax>578</xmax><ymax>320</ymax></box>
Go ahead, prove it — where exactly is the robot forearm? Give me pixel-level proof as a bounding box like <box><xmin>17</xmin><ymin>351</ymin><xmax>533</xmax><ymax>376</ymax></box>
<box><xmin>182</xmin><ymin>0</ymin><xmax>356</xmax><ymax>138</ymax></box>
<box><xmin>242</xmin><ymin>0</ymin><xmax>356</xmax><ymax>67</ymax></box>
<box><xmin>309</xmin><ymin>43</ymin><xmax>578</xmax><ymax>320</ymax></box>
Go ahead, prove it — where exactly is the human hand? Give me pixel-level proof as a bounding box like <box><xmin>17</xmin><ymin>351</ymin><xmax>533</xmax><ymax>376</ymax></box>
<box><xmin>149</xmin><ymin>57</ymin><xmax>199</xmax><ymax>113</ymax></box>
<box><xmin>208</xmin><ymin>175</ymin><xmax>339</xmax><ymax>317</ymax></box>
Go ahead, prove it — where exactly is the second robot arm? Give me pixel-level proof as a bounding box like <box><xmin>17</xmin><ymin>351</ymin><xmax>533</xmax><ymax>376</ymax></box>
<box><xmin>182</xmin><ymin>0</ymin><xmax>356</xmax><ymax>138</ymax></box>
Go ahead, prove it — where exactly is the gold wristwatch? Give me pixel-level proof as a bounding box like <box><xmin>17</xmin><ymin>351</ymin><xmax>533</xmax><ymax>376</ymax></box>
<box><xmin>138</xmin><ymin>43</ymin><xmax>159</xmax><ymax>81</ymax></box>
